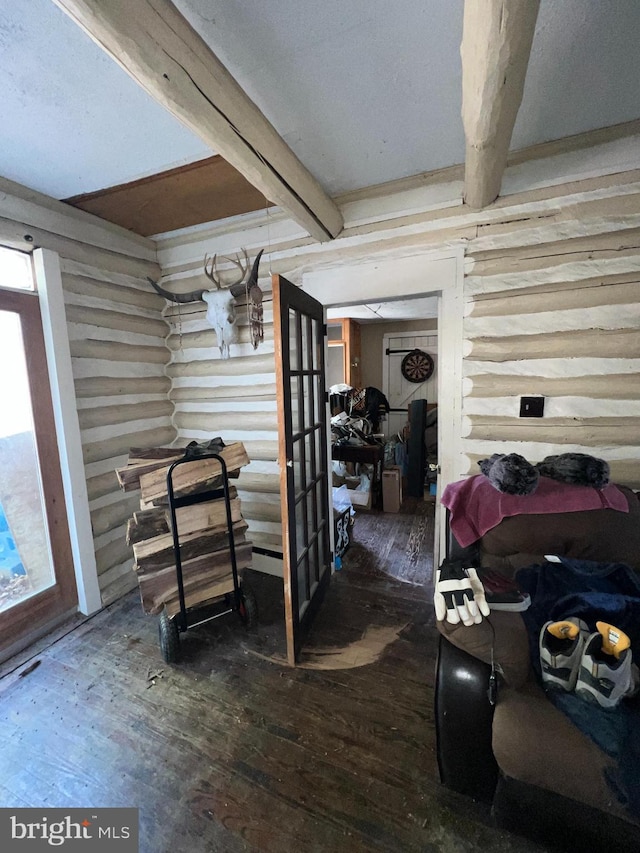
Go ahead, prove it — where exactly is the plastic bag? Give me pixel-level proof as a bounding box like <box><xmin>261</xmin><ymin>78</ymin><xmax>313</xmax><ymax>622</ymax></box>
<box><xmin>355</xmin><ymin>472</ymin><xmax>371</xmax><ymax>493</ymax></box>
<box><xmin>332</xmin><ymin>485</ymin><xmax>355</xmax><ymax>516</ymax></box>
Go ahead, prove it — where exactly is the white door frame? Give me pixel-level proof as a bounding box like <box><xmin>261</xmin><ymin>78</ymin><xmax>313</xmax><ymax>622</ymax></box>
<box><xmin>33</xmin><ymin>249</ymin><xmax>102</xmax><ymax>615</ymax></box>
<box><xmin>302</xmin><ymin>246</ymin><xmax>465</xmax><ymax>566</ymax></box>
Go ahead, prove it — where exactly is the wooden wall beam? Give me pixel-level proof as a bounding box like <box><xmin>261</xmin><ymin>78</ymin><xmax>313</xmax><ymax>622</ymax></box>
<box><xmin>52</xmin><ymin>0</ymin><xmax>343</xmax><ymax>242</ymax></box>
<box><xmin>0</xmin><ymin>176</ymin><xmax>156</xmax><ymax>261</ymax></box>
<box><xmin>461</xmin><ymin>0</ymin><xmax>541</xmax><ymax>209</ymax></box>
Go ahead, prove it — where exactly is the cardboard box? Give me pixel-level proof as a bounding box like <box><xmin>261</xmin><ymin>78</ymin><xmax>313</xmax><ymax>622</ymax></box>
<box><xmin>348</xmin><ymin>488</ymin><xmax>372</xmax><ymax>510</ymax></box>
<box><xmin>382</xmin><ymin>467</ymin><xmax>402</xmax><ymax>513</ymax></box>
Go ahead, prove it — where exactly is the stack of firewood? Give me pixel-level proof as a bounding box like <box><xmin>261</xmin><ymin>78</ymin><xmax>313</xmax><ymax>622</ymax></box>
<box><xmin>116</xmin><ymin>442</ymin><xmax>252</xmax><ymax>617</ymax></box>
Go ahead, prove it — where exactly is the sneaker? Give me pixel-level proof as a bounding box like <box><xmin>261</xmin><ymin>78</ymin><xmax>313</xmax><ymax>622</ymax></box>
<box><xmin>477</xmin><ymin>568</ymin><xmax>531</xmax><ymax>612</ymax></box>
<box><xmin>539</xmin><ymin>618</ymin><xmax>589</xmax><ymax>692</ymax></box>
<box><xmin>575</xmin><ymin>621</ymin><xmax>639</xmax><ymax>709</ymax></box>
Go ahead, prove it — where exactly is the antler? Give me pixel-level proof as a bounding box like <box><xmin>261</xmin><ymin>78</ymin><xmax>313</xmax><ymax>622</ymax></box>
<box><xmin>147</xmin><ymin>277</ymin><xmax>206</xmax><ymax>303</ymax></box>
<box><xmin>204</xmin><ymin>249</ymin><xmax>249</xmax><ymax>291</ymax></box>
<box><xmin>230</xmin><ymin>249</ymin><xmax>264</xmax><ymax>298</ymax></box>
<box><xmin>148</xmin><ymin>248</ymin><xmax>263</xmax><ymax>303</ymax></box>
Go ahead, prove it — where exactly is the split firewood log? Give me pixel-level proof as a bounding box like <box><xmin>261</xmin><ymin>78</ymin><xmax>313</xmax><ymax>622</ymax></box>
<box><xmin>138</xmin><ymin>442</ymin><xmax>249</xmax><ymax>506</ymax></box>
<box><xmin>116</xmin><ymin>447</ymin><xmax>185</xmax><ymax>492</ymax></box>
<box><xmin>126</xmin><ymin>488</ymin><xmax>240</xmax><ymax>546</ymax></box>
<box><xmin>126</xmin><ymin>507</ymin><xmax>169</xmax><ymax>546</ymax></box>
<box><xmin>133</xmin><ymin>519</ymin><xmax>248</xmax><ymax>574</ymax></box>
<box><xmin>137</xmin><ymin>541</ymin><xmax>252</xmax><ymax>614</ymax></box>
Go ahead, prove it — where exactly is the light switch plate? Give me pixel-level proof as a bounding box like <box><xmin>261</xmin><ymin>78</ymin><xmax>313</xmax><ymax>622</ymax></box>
<box><xmin>519</xmin><ymin>396</ymin><xmax>545</xmax><ymax>417</ymax></box>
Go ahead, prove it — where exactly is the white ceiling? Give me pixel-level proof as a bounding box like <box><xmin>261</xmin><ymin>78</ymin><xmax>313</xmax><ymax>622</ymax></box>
<box><xmin>1</xmin><ymin>0</ymin><xmax>640</xmax><ymax>202</ymax></box>
<box><xmin>326</xmin><ymin>297</ymin><xmax>438</xmax><ymax>323</ymax></box>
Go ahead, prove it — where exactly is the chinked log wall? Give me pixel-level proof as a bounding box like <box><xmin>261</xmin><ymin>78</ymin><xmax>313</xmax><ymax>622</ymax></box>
<box><xmin>157</xmin><ymin>155</ymin><xmax>640</xmax><ymax>510</ymax></box>
<box><xmin>65</xmin><ymin>261</ymin><xmax>176</xmax><ymax>604</ymax></box>
<box><xmin>163</xmin><ymin>293</ymin><xmax>282</xmax><ymax>555</ymax></box>
<box><xmin>0</xmin><ymin>177</ymin><xmax>175</xmax><ymax>606</ymax></box>
<box><xmin>5</xmin><ymin>145</ymin><xmax>637</xmax><ymax>611</ymax></box>
<box><xmin>463</xmin><ymin>199</ymin><xmax>640</xmax><ymax>488</ymax></box>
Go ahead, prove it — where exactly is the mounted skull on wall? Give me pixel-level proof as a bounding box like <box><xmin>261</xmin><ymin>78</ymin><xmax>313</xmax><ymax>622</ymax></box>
<box><xmin>148</xmin><ymin>249</ymin><xmax>264</xmax><ymax>359</ymax></box>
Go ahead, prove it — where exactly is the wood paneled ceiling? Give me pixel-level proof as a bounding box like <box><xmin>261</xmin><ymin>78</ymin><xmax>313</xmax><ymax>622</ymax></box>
<box><xmin>64</xmin><ymin>156</ymin><xmax>274</xmax><ymax>237</ymax></box>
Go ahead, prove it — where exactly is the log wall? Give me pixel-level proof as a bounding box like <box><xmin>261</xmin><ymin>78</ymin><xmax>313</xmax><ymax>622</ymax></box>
<box><xmin>157</xmin><ymin>145</ymin><xmax>640</xmax><ymax>515</ymax></box>
<box><xmin>462</xmin><ymin>219</ymin><xmax>640</xmax><ymax>488</ymax></box>
<box><xmin>64</xmin><ymin>258</ymin><xmax>176</xmax><ymax>604</ymax></box>
<box><xmin>163</xmin><ymin>289</ymin><xmax>281</xmax><ymax>555</ymax></box>
<box><xmin>0</xmin><ymin>178</ymin><xmax>175</xmax><ymax>606</ymax></box>
<box><xmin>10</xmin><ymin>134</ymin><xmax>631</xmax><ymax>606</ymax></box>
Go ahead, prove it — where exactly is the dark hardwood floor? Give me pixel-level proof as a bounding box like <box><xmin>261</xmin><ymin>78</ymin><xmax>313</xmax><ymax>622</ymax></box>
<box><xmin>0</xmin><ymin>505</ymin><xmax>549</xmax><ymax>852</ymax></box>
<box><xmin>346</xmin><ymin>498</ymin><xmax>436</xmax><ymax>586</ymax></box>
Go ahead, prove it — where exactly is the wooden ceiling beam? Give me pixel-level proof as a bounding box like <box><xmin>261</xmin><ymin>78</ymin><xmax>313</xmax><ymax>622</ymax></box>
<box><xmin>52</xmin><ymin>0</ymin><xmax>343</xmax><ymax>242</ymax></box>
<box><xmin>461</xmin><ymin>0</ymin><xmax>541</xmax><ymax>209</ymax></box>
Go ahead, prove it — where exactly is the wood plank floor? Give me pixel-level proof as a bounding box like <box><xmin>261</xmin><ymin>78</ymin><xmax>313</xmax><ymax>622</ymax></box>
<box><xmin>0</xmin><ymin>510</ymin><xmax>551</xmax><ymax>853</ymax></box>
<box><xmin>346</xmin><ymin>498</ymin><xmax>435</xmax><ymax>586</ymax></box>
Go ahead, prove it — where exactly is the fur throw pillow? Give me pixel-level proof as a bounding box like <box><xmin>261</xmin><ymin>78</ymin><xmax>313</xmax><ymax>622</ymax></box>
<box><xmin>478</xmin><ymin>451</ymin><xmax>611</xmax><ymax>494</ymax></box>
<box><xmin>478</xmin><ymin>453</ymin><xmax>539</xmax><ymax>496</ymax></box>
<box><xmin>536</xmin><ymin>453</ymin><xmax>610</xmax><ymax>489</ymax></box>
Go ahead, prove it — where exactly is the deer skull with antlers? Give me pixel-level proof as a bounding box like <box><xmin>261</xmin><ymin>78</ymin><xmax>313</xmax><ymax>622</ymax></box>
<box><xmin>149</xmin><ymin>249</ymin><xmax>263</xmax><ymax>359</ymax></box>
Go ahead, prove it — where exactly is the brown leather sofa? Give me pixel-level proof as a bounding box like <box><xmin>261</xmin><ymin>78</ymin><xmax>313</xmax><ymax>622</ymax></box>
<box><xmin>435</xmin><ymin>487</ymin><xmax>640</xmax><ymax>852</ymax></box>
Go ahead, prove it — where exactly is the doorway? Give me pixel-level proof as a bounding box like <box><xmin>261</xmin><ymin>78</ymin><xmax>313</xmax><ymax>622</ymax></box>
<box><xmin>303</xmin><ymin>246</ymin><xmax>465</xmax><ymax>566</ymax></box>
<box><xmin>326</xmin><ymin>297</ymin><xmax>439</xmax><ymax>586</ymax></box>
<box><xmin>0</xmin><ymin>248</ymin><xmax>77</xmax><ymax>658</ymax></box>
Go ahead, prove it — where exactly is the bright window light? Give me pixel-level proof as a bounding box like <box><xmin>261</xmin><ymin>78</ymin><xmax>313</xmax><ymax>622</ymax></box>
<box><xmin>0</xmin><ymin>247</ymin><xmax>34</xmax><ymax>291</ymax></box>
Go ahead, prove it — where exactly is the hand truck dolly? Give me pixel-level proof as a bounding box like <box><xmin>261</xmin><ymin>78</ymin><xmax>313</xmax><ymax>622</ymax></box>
<box><xmin>158</xmin><ymin>450</ymin><xmax>258</xmax><ymax>663</ymax></box>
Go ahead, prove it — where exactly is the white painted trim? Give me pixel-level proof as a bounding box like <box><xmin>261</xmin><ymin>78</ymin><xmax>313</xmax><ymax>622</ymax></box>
<box><xmin>323</xmin><ymin>313</ymin><xmax>337</xmax><ymax>573</ymax></box>
<box><xmin>303</xmin><ymin>250</ymin><xmax>459</xmax><ymax>304</ymax></box>
<box><xmin>251</xmin><ymin>551</ymin><xmax>284</xmax><ymax>578</ymax></box>
<box><xmin>33</xmin><ymin>248</ymin><xmax>102</xmax><ymax>615</ymax></box>
<box><xmin>436</xmin><ymin>253</ymin><xmax>465</xmax><ymax>565</ymax></box>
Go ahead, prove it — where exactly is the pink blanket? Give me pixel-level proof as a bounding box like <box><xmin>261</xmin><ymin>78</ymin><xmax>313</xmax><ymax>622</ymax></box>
<box><xmin>441</xmin><ymin>475</ymin><xmax>629</xmax><ymax>548</ymax></box>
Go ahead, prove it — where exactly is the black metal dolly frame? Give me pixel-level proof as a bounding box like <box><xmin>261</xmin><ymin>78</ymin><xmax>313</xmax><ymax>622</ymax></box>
<box><xmin>158</xmin><ymin>450</ymin><xmax>257</xmax><ymax>662</ymax></box>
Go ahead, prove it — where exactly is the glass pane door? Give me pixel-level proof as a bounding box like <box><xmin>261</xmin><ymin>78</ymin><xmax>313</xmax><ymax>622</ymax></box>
<box><xmin>0</xmin><ymin>311</ymin><xmax>55</xmax><ymax>612</ymax></box>
<box><xmin>0</xmin><ymin>265</ymin><xmax>76</xmax><ymax>658</ymax></box>
<box><xmin>273</xmin><ymin>275</ymin><xmax>331</xmax><ymax>665</ymax></box>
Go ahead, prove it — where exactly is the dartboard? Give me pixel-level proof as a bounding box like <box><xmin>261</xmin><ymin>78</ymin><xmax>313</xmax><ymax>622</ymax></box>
<box><xmin>401</xmin><ymin>349</ymin><xmax>434</xmax><ymax>383</ymax></box>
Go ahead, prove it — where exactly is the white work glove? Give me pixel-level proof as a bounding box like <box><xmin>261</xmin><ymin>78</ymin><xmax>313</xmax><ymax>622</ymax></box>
<box><xmin>434</xmin><ymin>559</ymin><xmax>490</xmax><ymax>626</ymax></box>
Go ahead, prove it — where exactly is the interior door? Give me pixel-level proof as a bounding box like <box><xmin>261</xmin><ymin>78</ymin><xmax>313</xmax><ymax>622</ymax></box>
<box><xmin>0</xmin><ymin>284</ymin><xmax>77</xmax><ymax>657</ymax></box>
<box><xmin>273</xmin><ymin>275</ymin><xmax>331</xmax><ymax>665</ymax></box>
<box><xmin>384</xmin><ymin>331</ymin><xmax>438</xmax><ymax>439</ymax></box>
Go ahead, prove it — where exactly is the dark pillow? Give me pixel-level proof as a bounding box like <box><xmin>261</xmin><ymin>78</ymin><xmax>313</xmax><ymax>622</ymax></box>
<box><xmin>478</xmin><ymin>453</ymin><xmax>539</xmax><ymax>495</ymax></box>
<box><xmin>536</xmin><ymin>452</ymin><xmax>610</xmax><ymax>489</ymax></box>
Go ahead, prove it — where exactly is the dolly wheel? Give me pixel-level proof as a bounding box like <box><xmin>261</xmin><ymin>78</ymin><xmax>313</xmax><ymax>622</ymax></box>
<box><xmin>159</xmin><ymin>609</ymin><xmax>181</xmax><ymax>663</ymax></box>
<box><xmin>239</xmin><ymin>586</ymin><xmax>259</xmax><ymax>628</ymax></box>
